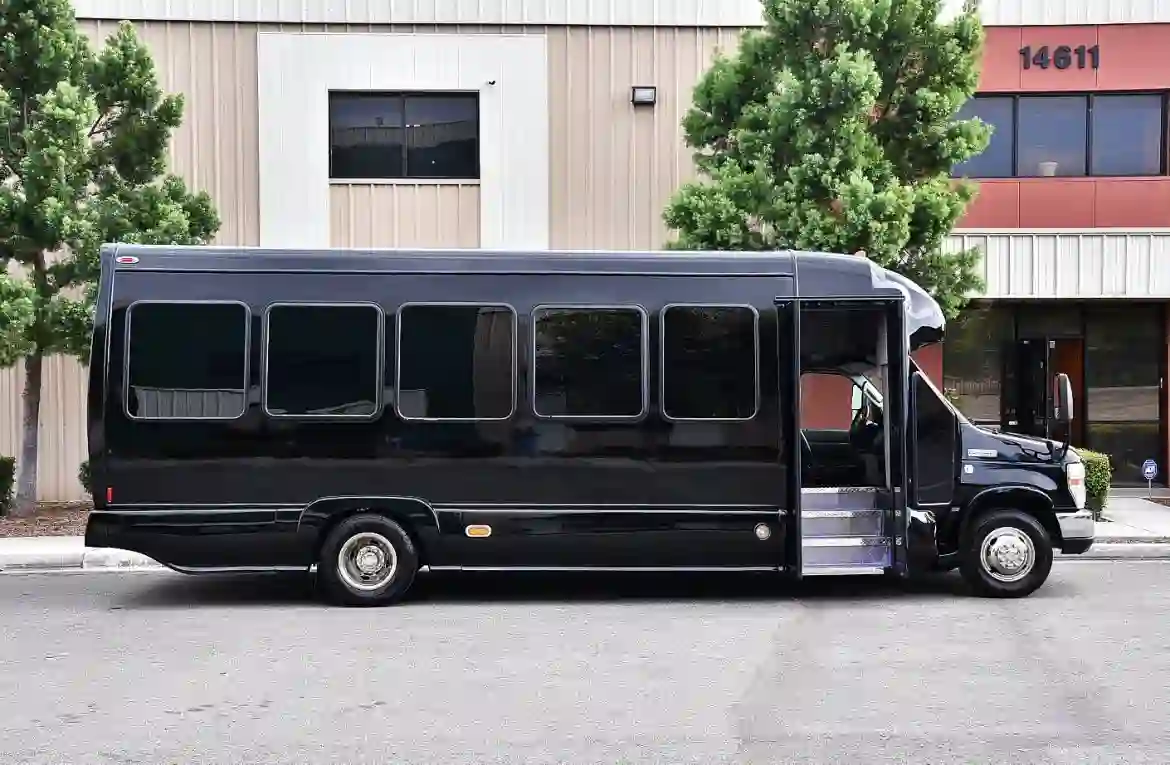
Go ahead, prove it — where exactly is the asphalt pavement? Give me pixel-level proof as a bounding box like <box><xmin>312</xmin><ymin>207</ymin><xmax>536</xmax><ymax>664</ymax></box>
<box><xmin>2</xmin><ymin>563</ymin><xmax>1169</xmax><ymax>764</ymax></box>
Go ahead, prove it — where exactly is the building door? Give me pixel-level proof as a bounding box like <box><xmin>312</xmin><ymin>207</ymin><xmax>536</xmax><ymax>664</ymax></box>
<box><xmin>1002</xmin><ymin>337</ymin><xmax>1085</xmax><ymax>441</ymax></box>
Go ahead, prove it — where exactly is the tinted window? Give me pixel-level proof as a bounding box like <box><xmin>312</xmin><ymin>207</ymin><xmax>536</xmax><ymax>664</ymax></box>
<box><xmin>1017</xmin><ymin>96</ymin><xmax>1087</xmax><ymax>177</ymax></box>
<box><xmin>952</xmin><ymin>96</ymin><xmax>1014</xmax><ymax>178</ymax></box>
<box><xmin>329</xmin><ymin>92</ymin><xmax>479</xmax><ymax>180</ymax></box>
<box><xmin>533</xmin><ymin>307</ymin><xmax>645</xmax><ymax>418</ymax></box>
<box><xmin>264</xmin><ymin>304</ymin><xmax>381</xmax><ymax>417</ymax></box>
<box><xmin>662</xmin><ymin>306</ymin><xmax>758</xmax><ymax>419</ymax></box>
<box><xmin>397</xmin><ymin>304</ymin><xmax>515</xmax><ymax>420</ymax></box>
<box><xmin>404</xmin><ymin>95</ymin><xmax>479</xmax><ymax>179</ymax></box>
<box><xmin>126</xmin><ymin>302</ymin><xmax>248</xmax><ymax>419</ymax></box>
<box><xmin>1091</xmin><ymin>95</ymin><xmax>1164</xmax><ymax>176</ymax></box>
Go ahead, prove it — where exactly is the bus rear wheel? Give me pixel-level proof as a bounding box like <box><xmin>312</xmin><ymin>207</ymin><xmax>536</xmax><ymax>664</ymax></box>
<box><xmin>318</xmin><ymin>514</ymin><xmax>419</xmax><ymax>606</ymax></box>
<box><xmin>960</xmin><ymin>508</ymin><xmax>1053</xmax><ymax>598</ymax></box>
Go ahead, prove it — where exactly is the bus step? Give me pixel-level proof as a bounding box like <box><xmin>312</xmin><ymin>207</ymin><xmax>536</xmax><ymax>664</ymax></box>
<box><xmin>801</xmin><ymin>565</ymin><xmax>886</xmax><ymax>577</ymax></box>
<box><xmin>801</xmin><ymin>536</ymin><xmax>891</xmax><ymax>569</ymax></box>
<box><xmin>800</xmin><ymin>508</ymin><xmax>883</xmax><ymax>537</ymax></box>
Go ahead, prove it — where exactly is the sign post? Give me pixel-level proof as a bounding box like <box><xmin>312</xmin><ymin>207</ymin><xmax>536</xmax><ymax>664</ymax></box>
<box><xmin>1142</xmin><ymin>459</ymin><xmax>1159</xmax><ymax>498</ymax></box>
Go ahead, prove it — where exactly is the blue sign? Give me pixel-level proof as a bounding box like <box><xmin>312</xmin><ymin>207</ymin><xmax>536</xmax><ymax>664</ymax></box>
<box><xmin>1143</xmin><ymin>459</ymin><xmax>1158</xmax><ymax>481</ymax></box>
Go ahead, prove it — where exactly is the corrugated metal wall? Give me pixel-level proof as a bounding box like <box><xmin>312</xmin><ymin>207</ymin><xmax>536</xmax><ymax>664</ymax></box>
<box><xmin>949</xmin><ymin>229</ymin><xmax>1170</xmax><ymax>299</ymax></box>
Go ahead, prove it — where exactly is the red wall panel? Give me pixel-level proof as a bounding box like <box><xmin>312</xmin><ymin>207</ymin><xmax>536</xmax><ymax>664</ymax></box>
<box><xmin>960</xmin><ymin>178</ymin><xmax>1170</xmax><ymax>228</ymax></box>
<box><xmin>979</xmin><ymin>24</ymin><xmax>1170</xmax><ymax>93</ymax></box>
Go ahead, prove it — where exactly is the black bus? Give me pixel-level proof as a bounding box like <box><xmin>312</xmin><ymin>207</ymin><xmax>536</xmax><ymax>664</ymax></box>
<box><xmin>84</xmin><ymin>244</ymin><xmax>1094</xmax><ymax>606</ymax></box>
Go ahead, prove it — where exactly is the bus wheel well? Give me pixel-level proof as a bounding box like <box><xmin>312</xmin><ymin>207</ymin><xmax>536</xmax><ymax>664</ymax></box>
<box><xmin>313</xmin><ymin>507</ymin><xmax>428</xmax><ymax>566</ymax></box>
<box><xmin>963</xmin><ymin>491</ymin><xmax>1061</xmax><ymax>548</ymax></box>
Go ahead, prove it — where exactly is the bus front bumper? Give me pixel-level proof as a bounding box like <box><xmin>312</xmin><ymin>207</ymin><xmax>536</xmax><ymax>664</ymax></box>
<box><xmin>1057</xmin><ymin>509</ymin><xmax>1095</xmax><ymax>554</ymax></box>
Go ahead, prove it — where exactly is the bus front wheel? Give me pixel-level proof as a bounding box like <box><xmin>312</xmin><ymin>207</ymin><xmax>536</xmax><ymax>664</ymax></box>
<box><xmin>960</xmin><ymin>508</ymin><xmax>1053</xmax><ymax>598</ymax></box>
<box><xmin>318</xmin><ymin>514</ymin><xmax>419</xmax><ymax>606</ymax></box>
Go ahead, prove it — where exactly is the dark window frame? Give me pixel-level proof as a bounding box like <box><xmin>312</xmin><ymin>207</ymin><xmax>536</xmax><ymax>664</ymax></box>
<box><xmin>261</xmin><ymin>301</ymin><xmax>386</xmax><ymax>421</ymax></box>
<box><xmin>328</xmin><ymin>90</ymin><xmax>481</xmax><ymax>181</ymax></box>
<box><xmin>394</xmin><ymin>301</ymin><xmax>518</xmax><ymax>423</ymax></box>
<box><xmin>123</xmin><ymin>299</ymin><xmax>252</xmax><ymax>422</ymax></box>
<box><xmin>954</xmin><ymin>91</ymin><xmax>1169</xmax><ymax>179</ymax></box>
<box><xmin>659</xmin><ymin>303</ymin><xmax>761</xmax><ymax>422</ymax></box>
<box><xmin>530</xmin><ymin>303</ymin><xmax>650</xmax><ymax>422</ymax></box>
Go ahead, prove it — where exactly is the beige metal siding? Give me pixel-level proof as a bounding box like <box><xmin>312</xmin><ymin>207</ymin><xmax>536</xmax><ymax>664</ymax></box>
<box><xmin>0</xmin><ymin>357</ymin><xmax>90</xmax><ymax>502</ymax></box>
<box><xmin>78</xmin><ymin>21</ymin><xmax>741</xmax><ymax>252</ymax></box>
<box><xmin>950</xmin><ymin>229</ymin><xmax>1170</xmax><ymax>299</ymax></box>
<box><xmin>330</xmin><ymin>184</ymin><xmax>481</xmax><ymax>247</ymax></box>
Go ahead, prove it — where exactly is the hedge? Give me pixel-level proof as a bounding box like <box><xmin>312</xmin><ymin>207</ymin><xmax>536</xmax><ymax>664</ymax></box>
<box><xmin>0</xmin><ymin>456</ymin><xmax>14</xmax><ymax>515</ymax></box>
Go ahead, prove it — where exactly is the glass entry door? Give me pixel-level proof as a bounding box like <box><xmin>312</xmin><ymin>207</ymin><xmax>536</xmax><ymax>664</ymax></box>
<box><xmin>1002</xmin><ymin>336</ymin><xmax>1085</xmax><ymax>442</ymax></box>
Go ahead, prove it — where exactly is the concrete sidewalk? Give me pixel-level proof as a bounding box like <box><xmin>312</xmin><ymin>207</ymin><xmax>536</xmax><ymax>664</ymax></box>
<box><xmin>1097</xmin><ymin>496</ymin><xmax>1170</xmax><ymax>542</ymax></box>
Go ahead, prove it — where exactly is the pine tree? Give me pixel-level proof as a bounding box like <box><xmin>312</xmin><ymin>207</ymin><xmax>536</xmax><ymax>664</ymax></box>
<box><xmin>664</xmin><ymin>0</ymin><xmax>990</xmax><ymax>319</ymax></box>
<box><xmin>0</xmin><ymin>0</ymin><xmax>218</xmax><ymax>516</ymax></box>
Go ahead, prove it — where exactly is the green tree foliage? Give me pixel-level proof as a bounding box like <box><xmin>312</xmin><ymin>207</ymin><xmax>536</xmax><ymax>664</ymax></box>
<box><xmin>664</xmin><ymin>0</ymin><xmax>991</xmax><ymax>319</ymax></box>
<box><xmin>0</xmin><ymin>1</ymin><xmax>218</xmax><ymax>515</ymax></box>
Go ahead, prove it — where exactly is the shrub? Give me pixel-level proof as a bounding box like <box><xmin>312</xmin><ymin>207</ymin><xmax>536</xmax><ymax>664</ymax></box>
<box><xmin>1077</xmin><ymin>448</ymin><xmax>1112</xmax><ymax>516</ymax></box>
<box><xmin>78</xmin><ymin>459</ymin><xmax>92</xmax><ymax>497</ymax></box>
<box><xmin>0</xmin><ymin>456</ymin><xmax>14</xmax><ymax>515</ymax></box>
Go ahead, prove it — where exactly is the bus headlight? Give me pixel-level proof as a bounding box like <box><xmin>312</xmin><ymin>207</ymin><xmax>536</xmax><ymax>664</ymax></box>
<box><xmin>1066</xmin><ymin>461</ymin><xmax>1086</xmax><ymax>510</ymax></box>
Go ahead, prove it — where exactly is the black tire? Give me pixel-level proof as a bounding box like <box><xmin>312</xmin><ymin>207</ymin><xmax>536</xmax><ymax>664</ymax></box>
<box><xmin>317</xmin><ymin>514</ymin><xmax>419</xmax><ymax>607</ymax></box>
<box><xmin>960</xmin><ymin>508</ymin><xmax>1053</xmax><ymax>598</ymax></box>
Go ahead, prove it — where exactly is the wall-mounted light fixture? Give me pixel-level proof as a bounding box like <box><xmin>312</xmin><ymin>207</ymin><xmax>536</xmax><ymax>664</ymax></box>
<box><xmin>630</xmin><ymin>86</ymin><xmax>657</xmax><ymax>106</ymax></box>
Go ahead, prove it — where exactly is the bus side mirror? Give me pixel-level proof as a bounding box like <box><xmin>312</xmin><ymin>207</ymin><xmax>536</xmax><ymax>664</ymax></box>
<box><xmin>1054</xmin><ymin>373</ymin><xmax>1074</xmax><ymax>426</ymax></box>
<box><xmin>1053</xmin><ymin>373</ymin><xmax>1074</xmax><ymax>458</ymax></box>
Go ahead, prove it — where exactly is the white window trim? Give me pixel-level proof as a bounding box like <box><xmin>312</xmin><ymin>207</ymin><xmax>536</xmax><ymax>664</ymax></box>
<box><xmin>257</xmin><ymin>32</ymin><xmax>548</xmax><ymax>250</ymax></box>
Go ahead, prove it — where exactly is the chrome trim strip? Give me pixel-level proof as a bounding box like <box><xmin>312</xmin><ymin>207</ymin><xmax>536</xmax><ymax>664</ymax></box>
<box><xmin>446</xmin><ymin>507</ymin><xmax>776</xmax><ymax>515</ymax></box>
<box><xmin>168</xmin><ymin>565</ymin><xmax>309</xmax><ymax>574</ymax></box>
<box><xmin>426</xmin><ymin>566</ymin><xmax>780</xmax><ymax>573</ymax></box>
<box><xmin>802</xmin><ymin>536</ymin><xmax>890</xmax><ymax>548</ymax></box>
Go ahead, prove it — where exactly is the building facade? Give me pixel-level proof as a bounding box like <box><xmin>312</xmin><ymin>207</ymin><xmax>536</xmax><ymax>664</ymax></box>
<box><xmin>2</xmin><ymin>0</ymin><xmax>1168</xmax><ymax>499</ymax></box>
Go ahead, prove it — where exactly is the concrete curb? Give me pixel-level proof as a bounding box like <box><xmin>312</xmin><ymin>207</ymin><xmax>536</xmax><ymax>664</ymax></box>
<box><xmin>0</xmin><ymin>546</ymin><xmax>163</xmax><ymax>573</ymax></box>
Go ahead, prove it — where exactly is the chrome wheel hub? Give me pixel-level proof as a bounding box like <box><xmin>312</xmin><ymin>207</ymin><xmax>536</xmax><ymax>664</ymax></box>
<box><xmin>338</xmin><ymin>532</ymin><xmax>398</xmax><ymax>591</ymax></box>
<box><xmin>980</xmin><ymin>527</ymin><xmax>1036</xmax><ymax>583</ymax></box>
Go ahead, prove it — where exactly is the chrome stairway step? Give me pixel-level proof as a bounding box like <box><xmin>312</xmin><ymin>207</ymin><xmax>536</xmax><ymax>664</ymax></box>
<box><xmin>801</xmin><ymin>565</ymin><xmax>886</xmax><ymax>577</ymax></box>
<box><xmin>801</xmin><ymin>536</ymin><xmax>891</xmax><ymax>568</ymax></box>
<box><xmin>800</xmin><ymin>509</ymin><xmax>884</xmax><ymax>537</ymax></box>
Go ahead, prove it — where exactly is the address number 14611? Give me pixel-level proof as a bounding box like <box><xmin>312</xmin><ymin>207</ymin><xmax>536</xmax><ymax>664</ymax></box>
<box><xmin>1020</xmin><ymin>45</ymin><xmax>1101</xmax><ymax>70</ymax></box>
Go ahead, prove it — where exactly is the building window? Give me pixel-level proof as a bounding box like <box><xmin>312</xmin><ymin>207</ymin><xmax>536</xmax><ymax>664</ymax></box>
<box><xmin>1017</xmin><ymin>95</ymin><xmax>1087</xmax><ymax>177</ymax></box>
<box><xmin>125</xmin><ymin>302</ymin><xmax>249</xmax><ymax>420</ymax></box>
<box><xmin>952</xmin><ymin>93</ymin><xmax>1167</xmax><ymax>179</ymax></box>
<box><xmin>533</xmin><ymin>306</ymin><xmax>647</xmax><ymax>419</ymax></box>
<box><xmin>396</xmin><ymin>304</ymin><xmax>516</xmax><ymax>420</ymax></box>
<box><xmin>264</xmin><ymin>304</ymin><xmax>382</xmax><ymax>417</ymax></box>
<box><xmin>329</xmin><ymin>92</ymin><xmax>480</xmax><ymax>180</ymax></box>
<box><xmin>1091</xmin><ymin>94</ymin><xmax>1165</xmax><ymax>176</ymax></box>
<box><xmin>942</xmin><ymin>305</ymin><xmax>1013</xmax><ymax>424</ymax></box>
<box><xmin>953</xmin><ymin>96</ymin><xmax>1014</xmax><ymax>178</ymax></box>
<box><xmin>661</xmin><ymin>305</ymin><xmax>759</xmax><ymax>420</ymax></box>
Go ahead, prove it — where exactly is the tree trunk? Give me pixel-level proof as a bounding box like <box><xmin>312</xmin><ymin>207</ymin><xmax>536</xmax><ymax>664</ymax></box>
<box><xmin>13</xmin><ymin>352</ymin><xmax>43</xmax><ymax>517</ymax></box>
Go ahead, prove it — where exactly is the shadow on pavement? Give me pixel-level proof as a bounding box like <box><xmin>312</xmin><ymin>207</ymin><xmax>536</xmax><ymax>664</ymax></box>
<box><xmin>112</xmin><ymin>568</ymin><xmax>979</xmax><ymax>610</ymax></box>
